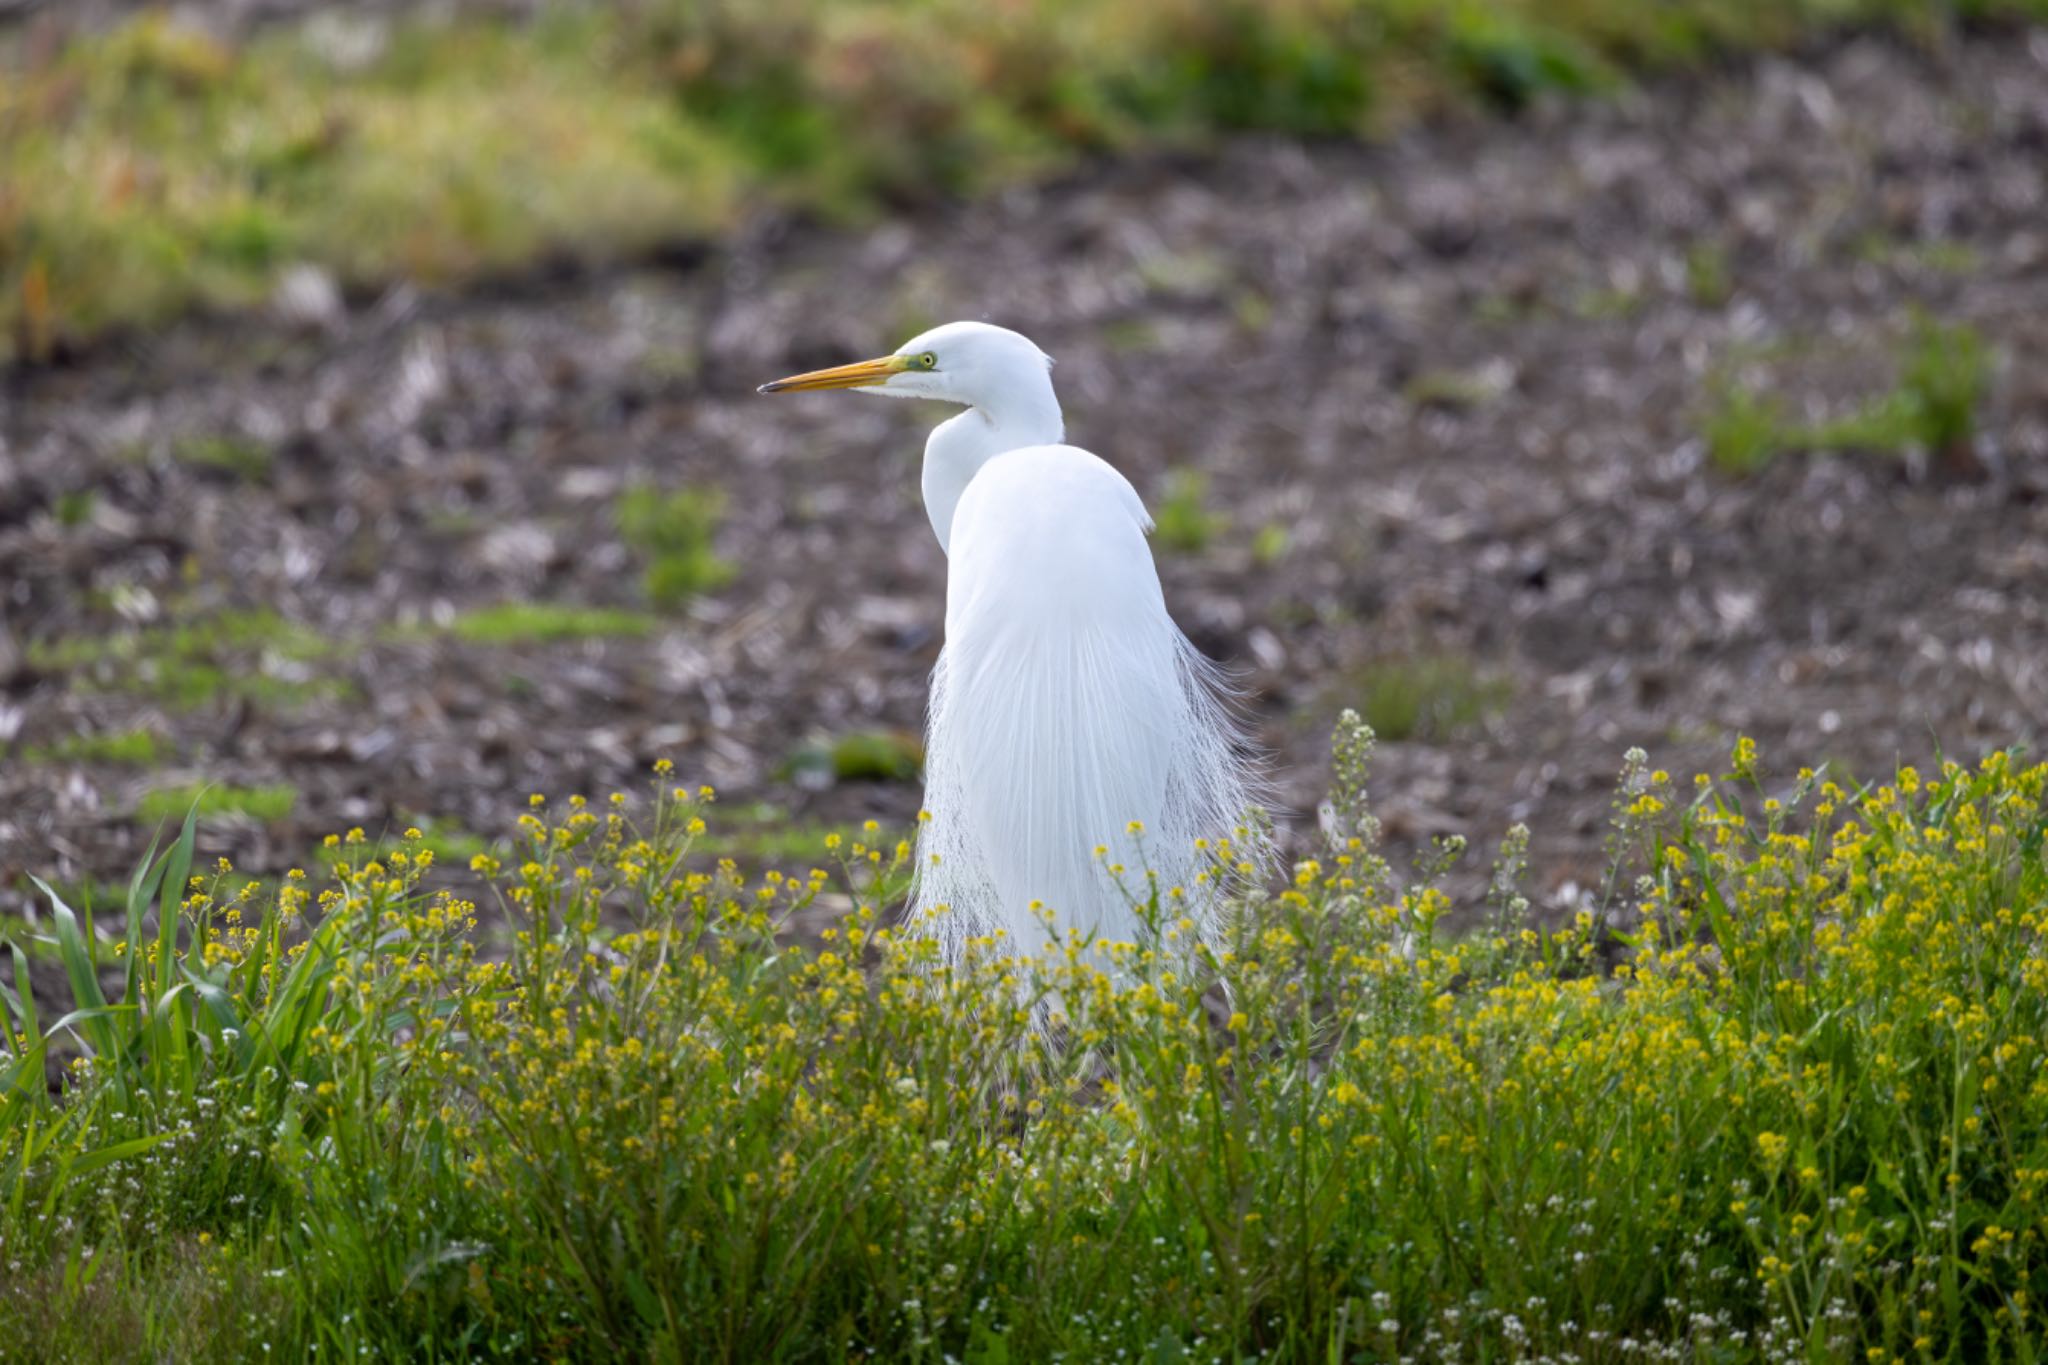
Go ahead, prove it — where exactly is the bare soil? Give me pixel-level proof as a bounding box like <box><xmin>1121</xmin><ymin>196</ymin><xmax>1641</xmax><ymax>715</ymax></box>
<box><xmin>3</xmin><ymin>32</ymin><xmax>2045</xmax><ymax>931</ymax></box>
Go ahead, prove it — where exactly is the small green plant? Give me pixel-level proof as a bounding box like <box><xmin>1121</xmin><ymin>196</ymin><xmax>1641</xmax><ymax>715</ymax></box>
<box><xmin>447</xmin><ymin>602</ymin><xmax>656</xmax><ymax>645</ymax></box>
<box><xmin>1152</xmin><ymin>469</ymin><xmax>1225</xmax><ymax>554</ymax></box>
<box><xmin>1898</xmin><ymin>312</ymin><xmax>1989</xmax><ymax>458</ymax></box>
<box><xmin>170</xmin><ymin>434</ymin><xmax>271</xmax><ymax>479</ymax></box>
<box><xmin>1703</xmin><ymin>379</ymin><xmax>1790</xmax><ymax>475</ymax></box>
<box><xmin>22</xmin><ymin>727</ymin><xmax>165</xmax><ymax>766</ymax></box>
<box><xmin>1251</xmin><ymin>521</ymin><xmax>1291</xmax><ymax>566</ymax></box>
<box><xmin>1685</xmin><ymin>240</ymin><xmax>1733</xmax><ymax>306</ymax></box>
<box><xmin>1704</xmin><ymin>315</ymin><xmax>1991</xmax><ymax>476</ymax></box>
<box><xmin>1444</xmin><ymin>8</ymin><xmax>1612</xmax><ymax>111</ymax></box>
<box><xmin>52</xmin><ymin>491</ymin><xmax>97</xmax><ymax>527</ymax></box>
<box><xmin>785</xmin><ymin>729</ymin><xmax>924</xmax><ymax>785</ymax></box>
<box><xmin>615</xmin><ymin>483</ymin><xmax>735</xmax><ymax>609</ymax></box>
<box><xmin>26</xmin><ymin>608</ymin><xmax>348</xmax><ymax>709</ymax></box>
<box><xmin>1402</xmin><ymin>367</ymin><xmax>1503</xmax><ymax>412</ymax></box>
<box><xmin>1348</xmin><ymin>651</ymin><xmax>1509</xmax><ymax>741</ymax></box>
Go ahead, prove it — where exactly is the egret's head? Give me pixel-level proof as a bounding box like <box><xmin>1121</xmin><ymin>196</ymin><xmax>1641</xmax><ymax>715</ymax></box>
<box><xmin>757</xmin><ymin>321</ymin><xmax>1053</xmax><ymax>410</ymax></box>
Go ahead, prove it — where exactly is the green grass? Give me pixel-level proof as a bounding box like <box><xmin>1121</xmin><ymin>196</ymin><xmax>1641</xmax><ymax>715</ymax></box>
<box><xmin>20</xmin><ymin>727</ymin><xmax>166</xmax><ymax>766</ymax></box>
<box><xmin>2</xmin><ymin>727</ymin><xmax>2046</xmax><ymax>1359</ymax></box>
<box><xmin>8</xmin><ymin>1</ymin><xmax>2044</xmax><ymax>359</ymax></box>
<box><xmin>1685</xmin><ymin>239</ymin><xmax>1734</xmax><ymax>306</ymax></box>
<box><xmin>136</xmin><ymin>782</ymin><xmax>298</xmax><ymax>824</ymax></box>
<box><xmin>1251</xmin><ymin>521</ymin><xmax>1292</xmax><ymax>566</ymax></box>
<box><xmin>25</xmin><ymin>607</ymin><xmax>350</xmax><ymax>709</ymax></box>
<box><xmin>1703</xmin><ymin>378</ymin><xmax>1792</xmax><ymax>476</ymax></box>
<box><xmin>1153</xmin><ymin>468</ymin><xmax>1226</xmax><ymax>554</ymax></box>
<box><xmin>169</xmin><ymin>433</ymin><xmax>272</xmax><ymax>479</ymax></box>
<box><xmin>1346</xmin><ymin>651</ymin><xmax>1510</xmax><ymax>741</ymax></box>
<box><xmin>784</xmin><ymin>730</ymin><xmax>926</xmax><ymax>785</ymax></box>
<box><xmin>53</xmin><ymin>490</ymin><xmax>97</xmax><ymax>527</ymax></box>
<box><xmin>1402</xmin><ymin>365</ymin><xmax>1509</xmax><ymax>412</ymax></box>
<box><xmin>615</xmin><ymin>483</ymin><xmax>735</xmax><ymax>609</ymax></box>
<box><xmin>446</xmin><ymin>601</ymin><xmax>657</xmax><ymax>645</ymax></box>
<box><xmin>1703</xmin><ymin>314</ymin><xmax>1995</xmax><ymax>475</ymax></box>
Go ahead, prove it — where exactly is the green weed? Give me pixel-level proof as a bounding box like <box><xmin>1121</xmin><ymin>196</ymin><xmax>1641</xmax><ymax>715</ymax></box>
<box><xmin>8</xmin><ymin>1</ymin><xmax>2034</xmax><ymax>359</ymax></box>
<box><xmin>170</xmin><ymin>434</ymin><xmax>271</xmax><ymax>479</ymax></box>
<box><xmin>1897</xmin><ymin>311</ymin><xmax>1990</xmax><ymax>458</ymax></box>
<box><xmin>1347</xmin><ymin>651</ymin><xmax>1510</xmax><ymax>741</ymax></box>
<box><xmin>1685</xmin><ymin>239</ymin><xmax>1733</xmax><ymax>306</ymax></box>
<box><xmin>1703</xmin><ymin>378</ymin><xmax>1791</xmax><ymax>475</ymax></box>
<box><xmin>137</xmin><ymin>782</ymin><xmax>298</xmax><ymax>824</ymax></box>
<box><xmin>3</xmin><ymin>732</ymin><xmax>2045</xmax><ymax>1358</ymax></box>
<box><xmin>25</xmin><ymin>608</ymin><xmax>349</xmax><ymax>709</ymax></box>
<box><xmin>21</xmin><ymin>727</ymin><xmax>165</xmax><ymax>766</ymax></box>
<box><xmin>1402</xmin><ymin>366</ymin><xmax>1506</xmax><ymax>412</ymax></box>
<box><xmin>615</xmin><ymin>483</ymin><xmax>734</xmax><ymax>609</ymax></box>
<box><xmin>447</xmin><ymin>602</ymin><xmax>657</xmax><ymax>645</ymax></box>
<box><xmin>1252</xmin><ymin>521</ymin><xmax>1292</xmax><ymax>566</ymax></box>
<box><xmin>785</xmin><ymin>730</ymin><xmax>925</xmax><ymax>785</ymax></box>
<box><xmin>53</xmin><ymin>491</ymin><xmax>97</xmax><ymax>527</ymax></box>
<box><xmin>1153</xmin><ymin>469</ymin><xmax>1225</xmax><ymax>554</ymax></box>
<box><xmin>1703</xmin><ymin>315</ymin><xmax>1992</xmax><ymax>475</ymax></box>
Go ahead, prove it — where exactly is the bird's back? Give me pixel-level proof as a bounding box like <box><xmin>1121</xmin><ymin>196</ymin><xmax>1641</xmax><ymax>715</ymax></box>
<box><xmin>913</xmin><ymin>445</ymin><xmax>1252</xmax><ymax>962</ymax></box>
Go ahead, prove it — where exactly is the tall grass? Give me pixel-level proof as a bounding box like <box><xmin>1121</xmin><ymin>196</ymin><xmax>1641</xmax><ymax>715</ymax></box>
<box><xmin>2</xmin><ymin>727</ymin><xmax>2045</xmax><ymax>1360</ymax></box>
<box><xmin>9</xmin><ymin>0</ymin><xmax>2048</xmax><ymax>359</ymax></box>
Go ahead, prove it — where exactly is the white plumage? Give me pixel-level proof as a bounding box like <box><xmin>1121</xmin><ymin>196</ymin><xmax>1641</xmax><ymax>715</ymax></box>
<box><xmin>759</xmin><ymin>322</ymin><xmax>1258</xmax><ymax>961</ymax></box>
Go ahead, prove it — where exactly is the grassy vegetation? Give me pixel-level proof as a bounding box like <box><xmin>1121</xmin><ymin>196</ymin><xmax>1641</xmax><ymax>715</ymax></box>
<box><xmin>2</xmin><ymin>728</ymin><xmax>2045</xmax><ymax>1359</ymax></box>
<box><xmin>20</xmin><ymin>727</ymin><xmax>166</xmax><ymax>766</ymax></box>
<box><xmin>136</xmin><ymin>782</ymin><xmax>299</xmax><ymax>824</ymax></box>
<box><xmin>784</xmin><ymin>730</ymin><xmax>926</xmax><ymax>786</ymax></box>
<box><xmin>1153</xmin><ymin>468</ymin><xmax>1227</xmax><ymax>554</ymax></box>
<box><xmin>168</xmin><ymin>433</ymin><xmax>273</xmax><ymax>479</ymax></box>
<box><xmin>615</xmin><ymin>483</ymin><xmax>735</xmax><ymax>609</ymax></box>
<box><xmin>1348</xmin><ymin>651</ymin><xmax>1510</xmax><ymax>741</ymax></box>
<box><xmin>446</xmin><ymin>601</ymin><xmax>657</xmax><ymax>645</ymax></box>
<box><xmin>7</xmin><ymin>1</ymin><xmax>2044</xmax><ymax>359</ymax></box>
<box><xmin>25</xmin><ymin>607</ymin><xmax>350</xmax><ymax>709</ymax></box>
<box><xmin>1703</xmin><ymin>315</ymin><xmax>1995</xmax><ymax>475</ymax></box>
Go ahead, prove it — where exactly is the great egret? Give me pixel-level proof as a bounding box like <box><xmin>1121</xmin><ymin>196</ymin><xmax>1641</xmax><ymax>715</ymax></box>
<box><xmin>760</xmin><ymin>322</ymin><xmax>1256</xmax><ymax>961</ymax></box>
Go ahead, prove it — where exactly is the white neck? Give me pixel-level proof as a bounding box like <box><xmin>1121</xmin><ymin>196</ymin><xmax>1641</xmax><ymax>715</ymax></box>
<box><xmin>920</xmin><ymin>379</ymin><xmax>1064</xmax><ymax>554</ymax></box>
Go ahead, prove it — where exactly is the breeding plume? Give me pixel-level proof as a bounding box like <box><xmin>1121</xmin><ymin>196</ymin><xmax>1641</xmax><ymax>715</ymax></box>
<box><xmin>760</xmin><ymin>322</ymin><xmax>1255</xmax><ymax>960</ymax></box>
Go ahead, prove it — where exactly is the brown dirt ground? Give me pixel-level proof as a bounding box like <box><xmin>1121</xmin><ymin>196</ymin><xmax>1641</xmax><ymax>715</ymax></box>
<box><xmin>3</xmin><ymin>31</ymin><xmax>2045</xmax><ymax>936</ymax></box>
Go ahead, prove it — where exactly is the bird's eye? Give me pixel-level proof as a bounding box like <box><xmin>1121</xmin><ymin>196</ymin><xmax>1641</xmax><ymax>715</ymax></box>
<box><xmin>919</xmin><ymin>352</ymin><xmax>938</xmax><ymax>370</ymax></box>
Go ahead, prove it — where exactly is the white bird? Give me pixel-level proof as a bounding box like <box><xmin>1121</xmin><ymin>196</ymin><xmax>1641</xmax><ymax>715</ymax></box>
<box><xmin>760</xmin><ymin>321</ymin><xmax>1257</xmax><ymax>962</ymax></box>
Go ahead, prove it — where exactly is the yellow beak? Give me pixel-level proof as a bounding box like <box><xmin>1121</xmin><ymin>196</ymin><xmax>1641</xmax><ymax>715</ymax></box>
<box><xmin>757</xmin><ymin>354</ymin><xmax>909</xmax><ymax>394</ymax></box>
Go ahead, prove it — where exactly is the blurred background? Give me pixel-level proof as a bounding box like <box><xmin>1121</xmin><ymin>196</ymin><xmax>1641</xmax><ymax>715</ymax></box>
<box><xmin>2</xmin><ymin>0</ymin><xmax>2044</xmax><ymax>928</ymax></box>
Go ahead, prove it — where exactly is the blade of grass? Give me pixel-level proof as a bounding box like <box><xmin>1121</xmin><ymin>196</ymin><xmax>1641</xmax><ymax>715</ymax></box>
<box><xmin>31</xmin><ymin>877</ymin><xmax>123</xmax><ymax>1068</ymax></box>
<box><xmin>121</xmin><ymin>822</ymin><xmax>169</xmax><ymax>1010</ymax></box>
<box><xmin>156</xmin><ymin>807</ymin><xmax>199</xmax><ymax>1005</ymax></box>
<box><xmin>4</xmin><ymin>942</ymin><xmax>42</xmax><ymax>1055</ymax></box>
